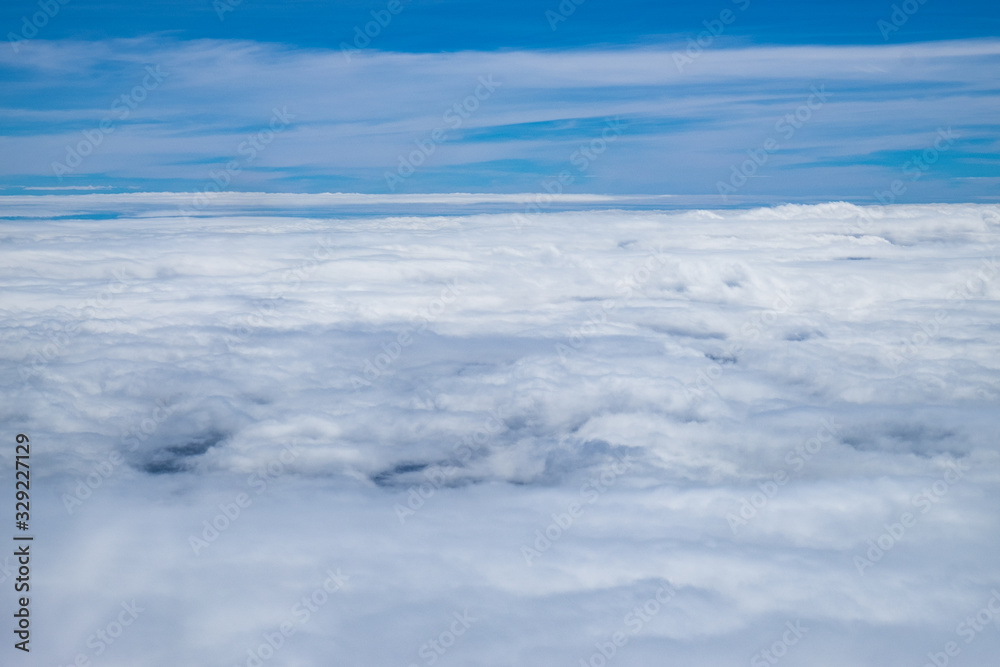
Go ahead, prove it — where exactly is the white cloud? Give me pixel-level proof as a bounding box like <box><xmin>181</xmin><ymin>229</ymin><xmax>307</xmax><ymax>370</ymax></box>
<box><xmin>1</xmin><ymin>38</ymin><xmax>997</xmax><ymax>196</ymax></box>
<box><xmin>2</xmin><ymin>195</ymin><xmax>999</xmax><ymax>665</ymax></box>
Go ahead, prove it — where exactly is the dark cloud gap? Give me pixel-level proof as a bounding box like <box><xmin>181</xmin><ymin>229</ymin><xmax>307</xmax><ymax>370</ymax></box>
<box><xmin>137</xmin><ymin>430</ymin><xmax>229</xmax><ymax>475</ymax></box>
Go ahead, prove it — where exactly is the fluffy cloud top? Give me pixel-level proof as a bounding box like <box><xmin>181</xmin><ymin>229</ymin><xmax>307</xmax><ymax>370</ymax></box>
<box><xmin>2</xmin><ymin>195</ymin><xmax>999</xmax><ymax>666</ymax></box>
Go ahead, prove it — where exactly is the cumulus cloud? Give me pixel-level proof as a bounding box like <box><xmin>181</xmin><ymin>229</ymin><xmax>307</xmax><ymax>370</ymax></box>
<box><xmin>2</xmin><ymin>194</ymin><xmax>999</xmax><ymax>666</ymax></box>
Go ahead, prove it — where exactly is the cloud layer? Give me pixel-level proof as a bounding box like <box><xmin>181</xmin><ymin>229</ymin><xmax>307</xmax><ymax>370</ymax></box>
<box><xmin>2</xmin><ymin>195</ymin><xmax>999</xmax><ymax>666</ymax></box>
<box><xmin>1</xmin><ymin>38</ymin><xmax>998</xmax><ymax>198</ymax></box>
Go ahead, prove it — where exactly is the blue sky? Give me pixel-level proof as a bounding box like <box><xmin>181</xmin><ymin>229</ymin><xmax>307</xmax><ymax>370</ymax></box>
<box><xmin>0</xmin><ymin>0</ymin><xmax>997</xmax><ymax>201</ymax></box>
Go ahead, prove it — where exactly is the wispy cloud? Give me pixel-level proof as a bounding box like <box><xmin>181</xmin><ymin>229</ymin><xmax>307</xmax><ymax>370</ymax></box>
<box><xmin>0</xmin><ymin>37</ymin><xmax>997</xmax><ymax>199</ymax></box>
